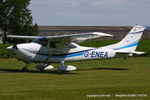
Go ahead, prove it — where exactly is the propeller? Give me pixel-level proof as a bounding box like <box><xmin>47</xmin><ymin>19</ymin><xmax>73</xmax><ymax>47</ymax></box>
<box><xmin>12</xmin><ymin>44</ymin><xmax>18</xmax><ymax>50</ymax></box>
<box><xmin>12</xmin><ymin>38</ymin><xmax>20</xmax><ymax>50</ymax></box>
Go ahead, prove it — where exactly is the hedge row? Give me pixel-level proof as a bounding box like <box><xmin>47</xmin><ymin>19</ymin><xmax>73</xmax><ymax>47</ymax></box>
<box><xmin>0</xmin><ymin>44</ymin><xmax>14</xmax><ymax>58</ymax></box>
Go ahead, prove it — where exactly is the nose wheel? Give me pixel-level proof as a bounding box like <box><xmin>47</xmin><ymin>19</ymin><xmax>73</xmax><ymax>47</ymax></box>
<box><xmin>21</xmin><ymin>64</ymin><xmax>28</xmax><ymax>72</ymax></box>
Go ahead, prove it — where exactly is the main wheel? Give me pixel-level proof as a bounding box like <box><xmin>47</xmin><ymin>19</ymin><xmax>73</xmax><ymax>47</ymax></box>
<box><xmin>40</xmin><ymin>68</ymin><xmax>45</xmax><ymax>72</ymax></box>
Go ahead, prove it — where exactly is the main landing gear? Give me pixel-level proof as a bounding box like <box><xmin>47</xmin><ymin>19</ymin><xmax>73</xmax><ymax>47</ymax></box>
<box><xmin>21</xmin><ymin>62</ymin><xmax>77</xmax><ymax>72</ymax></box>
<box><xmin>35</xmin><ymin>64</ymin><xmax>54</xmax><ymax>72</ymax></box>
<box><xmin>21</xmin><ymin>64</ymin><xmax>28</xmax><ymax>72</ymax></box>
<box><xmin>57</xmin><ymin>61</ymin><xmax>77</xmax><ymax>72</ymax></box>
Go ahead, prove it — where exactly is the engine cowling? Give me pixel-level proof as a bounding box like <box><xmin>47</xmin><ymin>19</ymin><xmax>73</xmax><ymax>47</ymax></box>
<box><xmin>57</xmin><ymin>65</ymin><xmax>77</xmax><ymax>71</ymax></box>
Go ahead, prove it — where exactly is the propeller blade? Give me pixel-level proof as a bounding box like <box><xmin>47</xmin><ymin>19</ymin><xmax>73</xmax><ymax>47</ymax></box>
<box><xmin>12</xmin><ymin>44</ymin><xmax>18</xmax><ymax>50</ymax></box>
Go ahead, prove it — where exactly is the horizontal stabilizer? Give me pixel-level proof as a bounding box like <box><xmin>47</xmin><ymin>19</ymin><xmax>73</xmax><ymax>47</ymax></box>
<box><xmin>116</xmin><ymin>50</ymin><xmax>145</xmax><ymax>55</ymax></box>
<box><xmin>132</xmin><ymin>51</ymin><xmax>146</xmax><ymax>55</ymax></box>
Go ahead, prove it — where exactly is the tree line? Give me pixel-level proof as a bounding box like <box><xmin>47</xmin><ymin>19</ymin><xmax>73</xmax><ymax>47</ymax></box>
<box><xmin>0</xmin><ymin>0</ymin><xmax>38</xmax><ymax>43</ymax></box>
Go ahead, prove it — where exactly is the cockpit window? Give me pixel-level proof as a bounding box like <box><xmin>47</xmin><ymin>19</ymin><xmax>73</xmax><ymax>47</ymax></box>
<box><xmin>50</xmin><ymin>42</ymin><xmax>57</xmax><ymax>48</ymax></box>
<box><xmin>65</xmin><ymin>43</ymin><xmax>77</xmax><ymax>48</ymax></box>
<box><xmin>32</xmin><ymin>38</ymin><xmax>48</xmax><ymax>46</ymax></box>
<box><xmin>32</xmin><ymin>38</ymin><xmax>77</xmax><ymax>49</ymax></box>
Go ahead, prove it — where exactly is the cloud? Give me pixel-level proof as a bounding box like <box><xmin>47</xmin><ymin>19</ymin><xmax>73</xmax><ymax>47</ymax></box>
<box><xmin>55</xmin><ymin>0</ymin><xmax>124</xmax><ymax>7</ymax></box>
<box><xmin>60</xmin><ymin>1</ymin><xmax>81</xmax><ymax>6</ymax></box>
<box><xmin>91</xmin><ymin>0</ymin><xmax>124</xmax><ymax>6</ymax></box>
<box><xmin>112</xmin><ymin>0</ymin><xmax>124</xmax><ymax>4</ymax></box>
<box><xmin>30</xmin><ymin>0</ymin><xmax>124</xmax><ymax>8</ymax></box>
<box><xmin>30</xmin><ymin>0</ymin><xmax>150</xmax><ymax>26</ymax></box>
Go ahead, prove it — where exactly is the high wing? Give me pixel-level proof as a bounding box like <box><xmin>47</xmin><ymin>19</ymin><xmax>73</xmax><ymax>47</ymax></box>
<box><xmin>7</xmin><ymin>32</ymin><xmax>112</xmax><ymax>42</ymax></box>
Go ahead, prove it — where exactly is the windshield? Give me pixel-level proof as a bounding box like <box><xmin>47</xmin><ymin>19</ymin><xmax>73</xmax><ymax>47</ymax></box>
<box><xmin>32</xmin><ymin>38</ymin><xmax>48</xmax><ymax>46</ymax></box>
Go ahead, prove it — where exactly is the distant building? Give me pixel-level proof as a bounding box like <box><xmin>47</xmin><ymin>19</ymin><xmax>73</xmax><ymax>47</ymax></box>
<box><xmin>38</xmin><ymin>26</ymin><xmax>150</xmax><ymax>40</ymax></box>
<box><xmin>1</xmin><ymin>26</ymin><xmax>150</xmax><ymax>44</ymax></box>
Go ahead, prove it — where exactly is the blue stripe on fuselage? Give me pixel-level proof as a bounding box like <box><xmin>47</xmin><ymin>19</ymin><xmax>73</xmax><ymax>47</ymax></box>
<box><xmin>50</xmin><ymin>41</ymin><xmax>140</xmax><ymax>58</ymax></box>
<box><xmin>129</xmin><ymin>31</ymin><xmax>143</xmax><ymax>34</ymax></box>
<box><xmin>65</xmin><ymin>52</ymin><xmax>84</xmax><ymax>58</ymax></box>
<box><xmin>52</xmin><ymin>51</ymin><xmax>85</xmax><ymax>58</ymax></box>
<box><xmin>114</xmin><ymin>41</ymin><xmax>139</xmax><ymax>50</ymax></box>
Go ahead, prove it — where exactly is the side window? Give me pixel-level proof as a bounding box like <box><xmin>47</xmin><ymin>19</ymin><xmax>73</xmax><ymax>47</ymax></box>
<box><xmin>49</xmin><ymin>42</ymin><xmax>56</xmax><ymax>48</ymax></box>
<box><xmin>65</xmin><ymin>43</ymin><xmax>76</xmax><ymax>49</ymax></box>
<box><xmin>42</xmin><ymin>39</ymin><xmax>48</xmax><ymax>46</ymax></box>
<box><xmin>48</xmin><ymin>42</ymin><xmax>76</xmax><ymax>49</ymax></box>
<box><xmin>49</xmin><ymin>42</ymin><xmax>68</xmax><ymax>49</ymax></box>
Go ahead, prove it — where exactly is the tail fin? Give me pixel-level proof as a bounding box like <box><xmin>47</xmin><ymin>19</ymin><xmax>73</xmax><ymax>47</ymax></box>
<box><xmin>101</xmin><ymin>25</ymin><xmax>146</xmax><ymax>52</ymax></box>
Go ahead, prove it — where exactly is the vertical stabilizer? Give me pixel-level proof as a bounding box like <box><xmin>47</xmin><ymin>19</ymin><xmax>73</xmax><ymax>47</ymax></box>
<box><xmin>101</xmin><ymin>25</ymin><xmax>146</xmax><ymax>52</ymax></box>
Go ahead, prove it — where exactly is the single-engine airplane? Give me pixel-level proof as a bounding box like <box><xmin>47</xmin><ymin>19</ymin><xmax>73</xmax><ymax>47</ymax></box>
<box><xmin>7</xmin><ymin>25</ymin><xmax>146</xmax><ymax>72</ymax></box>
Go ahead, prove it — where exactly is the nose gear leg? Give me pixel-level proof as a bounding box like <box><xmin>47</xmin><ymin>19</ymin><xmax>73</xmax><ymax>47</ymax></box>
<box><xmin>22</xmin><ymin>64</ymin><xmax>28</xmax><ymax>72</ymax></box>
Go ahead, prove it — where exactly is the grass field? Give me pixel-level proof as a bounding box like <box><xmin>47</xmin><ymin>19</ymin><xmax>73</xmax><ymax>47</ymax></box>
<box><xmin>0</xmin><ymin>57</ymin><xmax>150</xmax><ymax>100</ymax></box>
<box><xmin>0</xmin><ymin>40</ymin><xmax>150</xmax><ymax>100</ymax></box>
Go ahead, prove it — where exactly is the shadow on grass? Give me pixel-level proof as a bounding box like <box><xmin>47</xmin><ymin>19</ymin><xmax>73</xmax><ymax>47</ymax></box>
<box><xmin>0</xmin><ymin>68</ymin><xmax>78</xmax><ymax>75</ymax></box>
<box><xmin>94</xmin><ymin>67</ymin><xmax>129</xmax><ymax>70</ymax></box>
<box><xmin>78</xmin><ymin>67</ymin><xmax>129</xmax><ymax>71</ymax></box>
<box><xmin>0</xmin><ymin>67</ymin><xmax>128</xmax><ymax>74</ymax></box>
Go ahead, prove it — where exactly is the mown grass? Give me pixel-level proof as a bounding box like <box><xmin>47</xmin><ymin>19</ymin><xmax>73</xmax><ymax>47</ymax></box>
<box><xmin>0</xmin><ymin>57</ymin><xmax>150</xmax><ymax>100</ymax></box>
<box><xmin>0</xmin><ymin>40</ymin><xmax>150</xmax><ymax>100</ymax></box>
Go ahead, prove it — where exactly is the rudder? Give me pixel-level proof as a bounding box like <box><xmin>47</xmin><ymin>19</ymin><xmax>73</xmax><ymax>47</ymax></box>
<box><xmin>101</xmin><ymin>25</ymin><xmax>146</xmax><ymax>52</ymax></box>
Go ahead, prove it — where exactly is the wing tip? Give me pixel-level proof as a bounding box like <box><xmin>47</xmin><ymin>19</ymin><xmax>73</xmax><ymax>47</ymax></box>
<box><xmin>92</xmin><ymin>32</ymin><xmax>113</xmax><ymax>37</ymax></box>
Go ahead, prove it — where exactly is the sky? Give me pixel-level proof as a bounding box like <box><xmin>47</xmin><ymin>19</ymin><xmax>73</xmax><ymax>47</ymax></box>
<box><xmin>29</xmin><ymin>0</ymin><xmax>150</xmax><ymax>26</ymax></box>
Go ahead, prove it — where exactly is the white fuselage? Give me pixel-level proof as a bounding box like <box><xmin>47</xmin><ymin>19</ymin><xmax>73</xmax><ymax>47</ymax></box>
<box><xmin>12</xmin><ymin>42</ymin><xmax>118</xmax><ymax>64</ymax></box>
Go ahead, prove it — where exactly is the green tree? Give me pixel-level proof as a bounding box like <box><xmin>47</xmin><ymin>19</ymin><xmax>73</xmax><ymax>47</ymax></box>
<box><xmin>0</xmin><ymin>0</ymin><xmax>39</xmax><ymax>43</ymax></box>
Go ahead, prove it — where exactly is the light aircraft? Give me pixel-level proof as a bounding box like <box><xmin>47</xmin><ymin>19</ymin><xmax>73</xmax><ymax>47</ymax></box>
<box><xmin>7</xmin><ymin>25</ymin><xmax>146</xmax><ymax>72</ymax></box>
